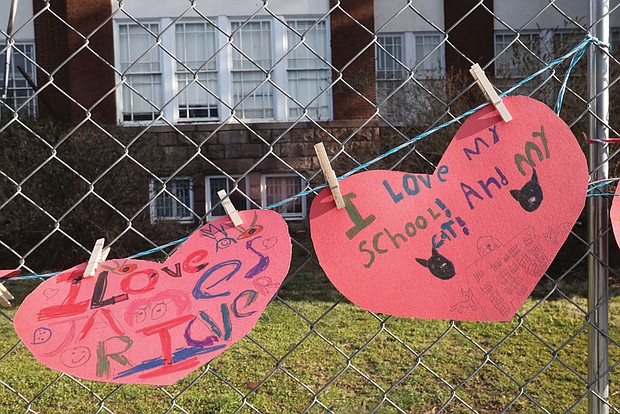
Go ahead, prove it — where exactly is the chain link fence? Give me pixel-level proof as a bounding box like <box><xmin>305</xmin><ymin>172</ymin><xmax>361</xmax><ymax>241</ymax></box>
<box><xmin>1</xmin><ymin>0</ymin><xmax>619</xmax><ymax>412</ymax></box>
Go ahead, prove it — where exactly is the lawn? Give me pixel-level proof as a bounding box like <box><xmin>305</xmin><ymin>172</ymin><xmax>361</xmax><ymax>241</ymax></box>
<box><xmin>0</xmin><ymin>247</ymin><xmax>618</xmax><ymax>414</ymax></box>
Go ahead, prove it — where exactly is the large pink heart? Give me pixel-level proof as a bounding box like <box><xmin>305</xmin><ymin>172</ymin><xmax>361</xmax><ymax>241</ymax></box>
<box><xmin>311</xmin><ymin>96</ymin><xmax>588</xmax><ymax>321</ymax></box>
<box><xmin>14</xmin><ymin>210</ymin><xmax>291</xmax><ymax>385</ymax></box>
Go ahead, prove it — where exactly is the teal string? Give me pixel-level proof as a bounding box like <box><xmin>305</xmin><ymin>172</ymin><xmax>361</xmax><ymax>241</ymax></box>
<box><xmin>6</xmin><ymin>34</ymin><xmax>609</xmax><ymax>281</ymax></box>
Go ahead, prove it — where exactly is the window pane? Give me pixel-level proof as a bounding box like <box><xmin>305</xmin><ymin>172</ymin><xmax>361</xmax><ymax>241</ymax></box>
<box><xmin>177</xmin><ymin>71</ymin><xmax>219</xmax><ymax>119</ymax></box>
<box><xmin>377</xmin><ymin>35</ymin><xmax>403</xmax><ymax>80</ymax></box>
<box><xmin>287</xmin><ymin>69</ymin><xmax>330</xmax><ymax>119</ymax></box>
<box><xmin>207</xmin><ymin>176</ymin><xmax>248</xmax><ymax>217</ymax></box>
<box><xmin>119</xmin><ymin>23</ymin><xmax>162</xmax><ymax>121</ymax></box>
<box><xmin>119</xmin><ymin>23</ymin><xmax>160</xmax><ymax>73</ymax></box>
<box><xmin>122</xmin><ymin>73</ymin><xmax>162</xmax><ymax>121</ymax></box>
<box><xmin>231</xmin><ymin>21</ymin><xmax>273</xmax><ymax>119</ymax></box>
<box><xmin>152</xmin><ymin>178</ymin><xmax>193</xmax><ymax>221</ymax></box>
<box><xmin>287</xmin><ymin>21</ymin><xmax>328</xmax><ymax>70</ymax></box>
<box><xmin>175</xmin><ymin>22</ymin><xmax>219</xmax><ymax>120</ymax></box>
<box><xmin>208</xmin><ymin>177</ymin><xmax>228</xmax><ymax>217</ymax></box>
<box><xmin>1</xmin><ymin>43</ymin><xmax>37</xmax><ymax>118</ymax></box>
<box><xmin>232</xmin><ymin>21</ymin><xmax>272</xmax><ymax>70</ymax></box>
<box><xmin>232</xmin><ymin>71</ymin><xmax>273</xmax><ymax>119</ymax></box>
<box><xmin>495</xmin><ymin>32</ymin><xmax>540</xmax><ymax>78</ymax></box>
<box><xmin>173</xmin><ymin>180</ymin><xmax>191</xmax><ymax>217</ymax></box>
<box><xmin>415</xmin><ymin>34</ymin><xmax>442</xmax><ymax>75</ymax></box>
<box><xmin>286</xmin><ymin>20</ymin><xmax>330</xmax><ymax>120</ymax></box>
<box><xmin>175</xmin><ymin>22</ymin><xmax>217</xmax><ymax>71</ymax></box>
<box><xmin>265</xmin><ymin>176</ymin><xmax>303</xmax><ymax>216</ymax></box>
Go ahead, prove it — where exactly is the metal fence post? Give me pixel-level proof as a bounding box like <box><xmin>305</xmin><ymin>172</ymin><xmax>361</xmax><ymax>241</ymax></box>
<box><xmin>588</xmin><ymin>0</ymin><xmax>610</xmax><ymax>413</ymax></box>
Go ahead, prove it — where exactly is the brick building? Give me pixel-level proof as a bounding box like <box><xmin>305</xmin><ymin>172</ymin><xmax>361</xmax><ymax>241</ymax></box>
<box><xmin>2</xmin><ymin>0</ymin><xmax>616</xmax><ymax>227</ymax></box>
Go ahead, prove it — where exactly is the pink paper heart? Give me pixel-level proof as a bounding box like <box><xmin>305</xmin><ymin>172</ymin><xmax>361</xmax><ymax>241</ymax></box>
<box><xmin>610</xmin><ymin>184</ymin><xmax>620</xmax><ymax>245</ymax></box>
<box><xmin>14</xmin><ymin>210</ymin><xmax>291</xmax><ymax>385</ymax></box>
<box><xmin>310</xmin><ymin>96</ymin><xmax>588</xmax><ymax>321</ymax></box>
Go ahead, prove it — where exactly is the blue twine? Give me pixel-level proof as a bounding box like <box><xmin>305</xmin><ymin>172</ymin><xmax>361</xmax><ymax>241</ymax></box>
<box><xmin>6</xmin><ymin>35</ymin><xmax>609</xmax><ymax>281</ymax></box>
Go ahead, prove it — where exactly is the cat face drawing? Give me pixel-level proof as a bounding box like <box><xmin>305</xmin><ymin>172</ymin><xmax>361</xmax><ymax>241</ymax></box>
<box><xmin>415</xmin><ymin>248</ymin><xmax>456</xmax><ymax>280</ymax></box>
<box><xmin>510</xmin><ymin>169</ymin><xmax>543</xmax><ymax>212</ymax></box>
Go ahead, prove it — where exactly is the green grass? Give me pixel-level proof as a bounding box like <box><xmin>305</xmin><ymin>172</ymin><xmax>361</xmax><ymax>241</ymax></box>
<box><xmin>0</xmin><ymin>252</ymin><xmax>618</xmax><ymax>413</ymax></box>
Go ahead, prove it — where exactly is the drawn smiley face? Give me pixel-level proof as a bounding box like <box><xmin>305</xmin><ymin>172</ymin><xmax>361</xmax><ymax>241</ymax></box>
<box><xmin>61</xmin><ymin>346</ymin><xmax>91</xmax><ymax>368</ymax></box>
<box><xmin>32</xmin><ymin>327</ymin><xmax>53</xmax><ymax>345</ymax></box>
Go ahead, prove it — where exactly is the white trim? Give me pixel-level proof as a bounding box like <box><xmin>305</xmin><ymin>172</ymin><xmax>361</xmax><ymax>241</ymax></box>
<box><xmin>260</xmin><ymin>173</ymin><xmax>307</xmax><ymax>220</ymax></box>
<box><xmin>149</xmin><ymin>176</ymin><xmax>195</xmax><ymax>224</ymax></box>
<box><xmin>160</xmin><ymin>17</ymin><xmax>176</xmax><ymax>122</ymax></box>
<box><xmin>115</xmin><ymin>20</ymin><xmax>163</xmax><ymax>125</ymax></box>
<box><xmin>273</xmin><ymin>15</ymin><xmax>287</xmax><ymax>121</ymax></box>
<box><xmin>205</xmin><ymin>175</ymin><xmax>251</xmax><ymax>220</ymax></box>
<box><xmin>113</xmin><ymin>21</ymin><xmax>123</xmax><ymax>124</ymax></box>
<box><xmin>216</xmin><ymin>16</ymin><xmax>233</xmax><ymax>121</ymax></box>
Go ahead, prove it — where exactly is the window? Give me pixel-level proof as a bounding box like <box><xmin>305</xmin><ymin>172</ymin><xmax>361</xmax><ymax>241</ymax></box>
<box><xmin>494</xmin><ymin>32</ymin><xmax>543</xmax><ymax>78</ymax></box>
<box><xmin>205</xmin><ymin>176</ymin><xmax>250</xmax><ymax>220</ymax></box>
<box><xmin>118</xmin><ymin>23</ymin><xmax>162</xmax><ymax>122</ymax></box>
<box><xmin>116</xmin><ymin>16</ymin><xmax>331</xmax><ymax>124</ymax></box>
<box><xmin>286</xmin><ymin>20</ymin><xmax>331</xmax><ymax>120</ymax></box>
<box><xmin>261</xmin><ymin>174</ymin><xmax>306</xmax><ymax>220</ymax></box>
<box><xmin>376</xmin><ymin>35</ymin><xmax>405</xmax><ymax>106</ymax></box>
<box><xmin>175</xmin><ymin>22</ymin><xmax>219</xmax><ymax>120</ymax></box>
<box><xmin>1</xmin><ymin>43</ymin><xmax>37</xmax><ymax>118</ymax></box>
<box><xmin>149</xmin><ymin>177</ymin><xmax>194</xmax><ymax>223</ymax></box>
<box><xmin>414</xmin><ymin>34</ymin><xmax>443</xmax><ymax>77</ymax></box>
<box><xmin>231</xmin><ymin>21</ymin><xmax>273</xmax><ymax>119</ymax></box>
<box><xmin>376</xmin><ymin>33</ymin><xmax>443</xmax><ymax>121</ymax></box>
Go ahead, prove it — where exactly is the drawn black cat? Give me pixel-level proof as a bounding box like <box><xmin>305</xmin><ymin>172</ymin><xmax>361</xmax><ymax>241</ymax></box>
<box><xmin>415</xmin><ymin>248</ymin><xmax>456</xmax><ymax>280</ymax></box>
<box><xmin>510</xmin><ymin>169</ymin><xmax>543</xmax><ymax>212</ymax></box>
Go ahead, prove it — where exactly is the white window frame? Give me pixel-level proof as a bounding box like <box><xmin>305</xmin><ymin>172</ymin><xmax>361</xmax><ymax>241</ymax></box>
<box><xmin>115</xmin><ymin>21</ymin><xmax>164</xmax><ymax>124</ymax></box>
<box><xmin>376</xmin><ymin>32</ymin><xmax>445</xmax><ymax>79</ymax></box>
<box><xmin>114</xmin><ymin>16</ymin><xmax>332</xmax><ymax>126</ymax></box>
<box><xmin>284</xmin><ymin>19</ymin><xmax>332</xmax><ymax>121</ymax></box>
<box><xmin>410</xmin><ymin>32</ymin><xmax>445</xmax><ymax>79</ymax></box>
<box><xmin>175</xmin><ymin>20</ymin><xmax>220</xmax><ymax>122</ymax></box>
<box><xmin>376</xmin><ymin>34</ymin><xmax>405</xmax><ymax>82</ymax></box>
<box><xmin>260</xmin><ymin>173</ymin><xmax>307</xmax><ymax>220</ymax></box>
<box><xmin>205</xmin><ymin>175</ymin><xmax>251</xmax><ymax>220</ymax></box>
<box><xmin>1</xmin><ymin>42</ymin><xmax>37</xmax><ymax>118</ymax></box>
<box><xmin>149</xmin><ymin>177</ymin><xmax>195</xmax><ymax>224</ymax></box>
<box><xmin>494</xmin><ymin>31</ymin><xmax>544</xmax><ymax>79</ymax></box>
<box><xmin>230</xmin><ymin>19</ymin><xmax>276</xmax><ymax>121</ymax></box>
<box><xmin>375</xmin><ymin>32</ymin><xmax>444</xmax><ymax>122</ymax></box>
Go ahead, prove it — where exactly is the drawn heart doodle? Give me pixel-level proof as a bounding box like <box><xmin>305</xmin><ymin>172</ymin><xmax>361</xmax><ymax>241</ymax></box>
<box><xmin>43</xmin><ymin>288</ymin><xmax>59</xmax><ymax>300</ymax></box>
<box><xmin>14</xmin><ymin>210</ymin><xmax>291</xmax><ymax>385</ymax></box>
<box><xmin>262</xmin><ymin>237</ymin><xmax>278</xmax><ymax>250</ymax></box>
<box><xmin>310</xmin><ymin>96</ymin><xmax>588</xmax><ymax>321</ymax></box>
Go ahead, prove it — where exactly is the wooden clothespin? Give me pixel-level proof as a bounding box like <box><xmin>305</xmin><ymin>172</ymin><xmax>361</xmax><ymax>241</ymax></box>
<box><xmin>314</xmin><ymin>142</ymin><xmax>345</xmax><ymax>209</ymax></box>
<box><xmin>0</xmin><ymin>282</ymin><xmax>14</xmax><ymax>308</ymax></box>
<box><xmin>469</xmin><ymin>63</ymin><xmax>512</xmax><ymax>122</ymax></box>
<box><xmin>83</xmin><ymin>238</ymin><xmax>111</xmax><ymax>279</ymax></box>
<box><xmin>217</xmin><ymin>189</ymin><xmax>243</xmax><ymax>227</ymax></box>
<box><xmin>0</xmin><ymin>269</ymin><xmax>17</xmax><ymax>307</ymax></box>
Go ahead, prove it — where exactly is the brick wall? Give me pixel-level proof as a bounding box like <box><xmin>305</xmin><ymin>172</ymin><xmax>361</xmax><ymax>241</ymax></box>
<box><xmin>33</xmin><ymin>0</ymin><xmax>116</xmax><ymax>124</ymax></box>
<box><xmin>330</xmin><ymin>0</ymin><xmax>377</xmax><ymax>121</ymax></box>
<box><xmin>129</xmin><ymin>121</ymin><xmax>380</xmax><ymax>223</ymax></box>
<box><xmin>444</xmin><ymin>0</ymin><xmax>495</xmax><ymax>72</ymax></box>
